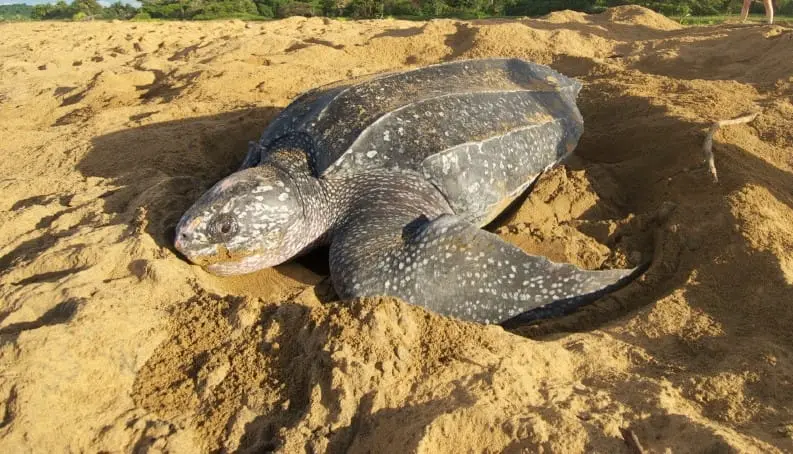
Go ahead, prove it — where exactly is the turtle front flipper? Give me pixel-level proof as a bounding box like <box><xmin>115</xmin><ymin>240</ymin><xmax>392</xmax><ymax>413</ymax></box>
<box><xmin>329</xmin><ymin>214</ymin><xmax>645</xmax><ymax>325</ymax></box>
<box><xmin>239</xmin><ymin>141</ymin><xmax>264</xmax><ymax>170</ymax></box>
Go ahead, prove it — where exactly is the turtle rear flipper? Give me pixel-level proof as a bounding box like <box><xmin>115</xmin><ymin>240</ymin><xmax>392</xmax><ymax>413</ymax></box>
<box><xmin>329</xmin><ymin>214</ymin><xmax>644</xmax><ymax>325</ymax></box>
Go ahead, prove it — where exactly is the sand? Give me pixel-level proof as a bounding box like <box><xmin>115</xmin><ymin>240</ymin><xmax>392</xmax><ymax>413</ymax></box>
<box><xmin>1</xmin><ymin>5</ymin><xmax>792</xmax><ymax>452</ymax></box>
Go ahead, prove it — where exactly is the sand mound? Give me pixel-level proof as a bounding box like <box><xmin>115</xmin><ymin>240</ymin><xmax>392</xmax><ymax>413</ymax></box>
<box><xmin>2</xmin><ymin>9</ymin><xmax>793</xmax><ymax>453</ymax></box>
<box><xmin>541</xmin><ymin>9</ymin><xmax>591</xmax><ymax>24</ymax></box>
<box><xmin>598</xmin><ymin>5</ymin><xmax>683</xmax><ymax>31</ymax></box>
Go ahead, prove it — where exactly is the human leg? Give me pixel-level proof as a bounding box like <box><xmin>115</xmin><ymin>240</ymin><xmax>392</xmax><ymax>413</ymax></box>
<box><xmin>741</xmin><ymin>0</ymin><xmax>751</xmax><ymax>22</ymax></box>
<box><xmin>763</xmin><ymin>0</ymin><xmax>774</xmax><ymax>24</ymax></box>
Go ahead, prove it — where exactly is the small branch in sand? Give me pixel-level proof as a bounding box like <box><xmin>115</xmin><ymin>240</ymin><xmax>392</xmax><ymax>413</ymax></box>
<box><xmin>619</xmin><ymin>427</ymin><xmax>647</xmax><ymax>454</ymax></box>
<box><xmin>702</xmin><ymin>112</ymin><xmax>759</xmax><ymax>183</ymax></box>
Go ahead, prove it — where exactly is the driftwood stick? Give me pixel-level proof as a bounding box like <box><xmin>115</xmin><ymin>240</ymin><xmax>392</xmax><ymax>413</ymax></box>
<box><xmin>619</xmin><ymin>427</ymin><xmax>647</xmax><ymax>454</ymax></box>
<box><xmin>702</xmin><ymin>112</ymin><xmax>759</xmax><ymax>183</ymax></box>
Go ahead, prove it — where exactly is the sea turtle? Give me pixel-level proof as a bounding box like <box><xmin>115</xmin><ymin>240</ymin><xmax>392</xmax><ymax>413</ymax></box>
<box><xmin>174</xmin><ymin>58</ymin><xmax>645</xmax><ymax>325</ymax></box>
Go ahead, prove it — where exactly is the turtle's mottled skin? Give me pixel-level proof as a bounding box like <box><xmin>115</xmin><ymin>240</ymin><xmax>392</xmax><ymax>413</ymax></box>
<box><xmin>175</xmin><ymin>58</ymin><xmax>644</xmax><ymax>325</ymax></box>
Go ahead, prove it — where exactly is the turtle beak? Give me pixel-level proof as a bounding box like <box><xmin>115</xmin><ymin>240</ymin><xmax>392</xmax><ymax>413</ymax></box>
<box><xmin>173</xmin><ymin>232</ymin><xmax>213</xmax><ymax>266</ymax></box>
<box><xmin>174</xmin><ymin>233</ymin><xmax>186</xmax><ymax>252</ymax></box>
<box><xmin>173</xmin><ymin>230</ymin><xmax>192</xmax><ymax>260</ymax></box>
<box><xmin>173</xmin><ymin>216</ymin><xmax>204</xmax><ymax>263</ymax></box>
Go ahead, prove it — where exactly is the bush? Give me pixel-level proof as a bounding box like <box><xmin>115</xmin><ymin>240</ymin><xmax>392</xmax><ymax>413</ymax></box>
<box><xmin>72</xmin><ymin>0</ymin><xmax>103</xmax><ymax>16</ymax></box>
<box><xmin>384</xmin><ymin>0</ymin><xmax>421</xmax><ymax>16</ymax></box>
<box><xmin>0</xmin><ymin>4</ymin><xmax>35</xmax><ymax>20</ymax></box>
<box><xmin>776</xmin><ymin>0</ymin><xmax>793</xmax><ymax>15</ymax></box>
<box><xmin>18</xmin><ymin>0</ymin><xmax>789</xmax><ymax>23</ymax></box>
<box><xmin>142</xmin><ymin>0</ymin><xmax>263</xmax><ymax>19</ymax></box>
<box><xmin>658</xmin><ymin>2</ymin><xmax>690</xmax><ymax>16</ymax></box>
<box><xmin>256</xmin><ymin>2</ymin><xmax>275</xmax><ymax>16</ymax></box>
<box><xmin>199</xmin><ymin>0</ymin><xmax>259</xmax><ymax>17</ymax></box>
<box><xmin>346</xmin><ymin>0</ymin><xmax>382</xmax><ymax>17</ymax></box>
<box><xmin>32</xmin><ymin>1</ymin><xmax>73</xmax><ymax>19</ymax></box>
<box><xmin>102</xmin><ymin>2</ymin><xmax>139</xmax><ymax>19</ymax></box>
<box><xmin>277</xmin><ymin>1</ymin><xmax>316</xmax><ymax>17</ymax></box>
<box><xmin>143</xmin><ymin>2</ymin><xmax>188</xmax><ymax>18</ymax></box>
<box><xmin>420</xmin><ymin>0</ymin><xmax>450</xmax><ymax>16</ymax></box>
<box><xmin>688</xmin><ymin>0</ymin><xmax>724</xmax><ymax>15</ymax></box>
<box><xmin>131</xmin><ymin>11</ymin><xmax>152</xmax><ymax>20</ymax></box>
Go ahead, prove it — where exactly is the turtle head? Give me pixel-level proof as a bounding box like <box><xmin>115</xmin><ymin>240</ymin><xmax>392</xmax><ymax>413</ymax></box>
<box><xmin>174</xmin><ymin>166</ymin><xmax>310</xmax><ymax>275</ymax></box>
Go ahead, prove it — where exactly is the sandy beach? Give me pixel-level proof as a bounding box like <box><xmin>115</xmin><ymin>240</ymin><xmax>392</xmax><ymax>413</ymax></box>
<box><xmin>1</xmin><ymin>6</ymin><xmax>793</xmax><ymax>452</ymax></box>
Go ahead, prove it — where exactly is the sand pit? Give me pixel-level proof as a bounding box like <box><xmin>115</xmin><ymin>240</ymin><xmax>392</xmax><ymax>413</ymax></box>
<box><xmin>1</xmin><ymin>6</ymin><xmax>793</xmax><ymax>452</ymax></box>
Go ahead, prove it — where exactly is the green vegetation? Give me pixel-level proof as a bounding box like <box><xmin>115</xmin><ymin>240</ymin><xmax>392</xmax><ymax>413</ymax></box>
<box><xmin>678</xmin><ymin>13</ymin><xmax>793</xmax><ymax>25</ymax></box>
<box><xmin>2</xmin><ymin>0</ymin><xmax>792</xmax><ymax>22</ymax></box>
<box><xmin>0</xmin><ymin>3</ymin><xmax>34</xmax><ymax>20</ymax></box>
<box><xmin>135</xmin><ymin>0</ymin><xmax>793</xmax><ymax>20</ymax></box>
<box><xmin>28</xmin><ymin>0</ymin><xmax>138</xmax><ymax>20</ymax></box>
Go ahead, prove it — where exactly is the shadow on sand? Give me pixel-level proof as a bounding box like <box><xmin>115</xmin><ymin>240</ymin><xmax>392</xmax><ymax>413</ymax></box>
<box><xmin>83</xmin><ymin>106</ymin><xmax>325</xmax><ymax>284</ymax></box>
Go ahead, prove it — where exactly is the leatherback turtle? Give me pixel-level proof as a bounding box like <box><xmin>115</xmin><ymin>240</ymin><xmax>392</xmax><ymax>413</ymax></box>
<box><xmin>174</xmin><ymin>58</ymin><xmax>644</xmax><ymax>325</ymax></box>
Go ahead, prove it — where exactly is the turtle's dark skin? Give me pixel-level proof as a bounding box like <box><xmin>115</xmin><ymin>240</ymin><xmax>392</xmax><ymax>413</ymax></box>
<box><xmin>175</xmin><ymin>58</ymin><xmax>645</xmax><ymax>325</ymax></box>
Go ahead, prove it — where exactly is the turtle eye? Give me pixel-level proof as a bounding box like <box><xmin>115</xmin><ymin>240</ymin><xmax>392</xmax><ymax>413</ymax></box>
<box><xmin>211</xmin><ymin>213</ymin><xmax>238</xmax><ymax>241</ymax></box>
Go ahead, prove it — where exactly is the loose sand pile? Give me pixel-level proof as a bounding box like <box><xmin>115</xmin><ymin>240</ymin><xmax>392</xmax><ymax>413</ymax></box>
<box><xmin>1</xmin><ymin>6</ymin><xmax>793</xmax><ymax>453</ymax></box>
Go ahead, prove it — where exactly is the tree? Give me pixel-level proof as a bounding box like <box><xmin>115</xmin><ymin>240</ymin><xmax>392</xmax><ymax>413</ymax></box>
<box><xmin>0</xmin><ymin>3</ymin><xmax>35</xmax><ymax>20</ymax></box>
<box><xmin>194</xmin><ymin>0</ymin><xmax>259</xmax><ymax>18</ymax></box>
<box><xmin>255</xmin><ymin>2</ymin><xmax>275</xmax><ymax>16</ymax></box>
<box><xmin>321</xmin><ymin>0</ymin><xmax>347</xmax><ymax>16</ymax></box>
<box><xmin>72</xmin><ymin>0</ymin><xmax>103</xmax><ymax>16</ymax></box>
<box><xmin>277</xmin><ymin>1</ymin><xmax>318</xmax><ymax>17</ymax></box>
<box><xmin>32</xmin><ymin>1</ymin><xmax>73</xmax><ymax>19</ymax></box>
<box><xmin>346</xmin><ymin>0</ymin><xmax>378</xmax><ymax>17</ymax></box>
<box><xmin>421</xmin><ymin>0</ymin><xmax>450</xmax><ymax>16</ymax></box>
<box><xmin>102</xmin><ymin>2</ymin><xmax>139</xmax><ymax>19</ymax></box>
<box><xmin>141</xmin><ymin>0</ymin><xmax>191</xmax><ymax>19</ymax></box>
<box><xmin>21</xmin><ymin>0</ymin><xmax>778</xmax><ymax>22</ymax></box>
<box><xmin>779</xmin><ymin>0</ymin><xmax>793</xmax><ymax>15</ymax></box>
